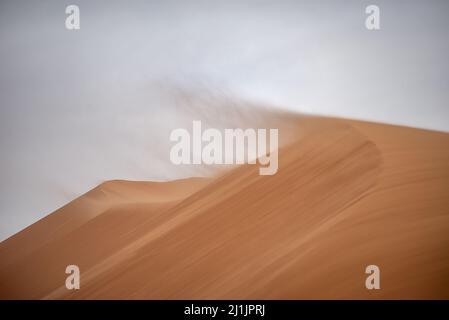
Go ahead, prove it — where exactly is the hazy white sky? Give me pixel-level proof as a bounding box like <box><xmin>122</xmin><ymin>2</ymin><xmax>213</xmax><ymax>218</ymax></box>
<box><xmin>1</xmin><ymin>0</ymin><xmax>449</xmax><ymax>240</ymax></box>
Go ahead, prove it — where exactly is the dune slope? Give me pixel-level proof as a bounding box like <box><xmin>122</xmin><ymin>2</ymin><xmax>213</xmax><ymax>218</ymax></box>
<box><xmin>1</xmin><ymin>115</ymin><xmax>449</xmax><ymax>299</ymax></box>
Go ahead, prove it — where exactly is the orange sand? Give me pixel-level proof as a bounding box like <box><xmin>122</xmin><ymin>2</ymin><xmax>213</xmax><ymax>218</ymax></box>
<box><xmin>1</xmin><ymin>115</ymin><xmax>449</xmax><ymax>299</ymax></box>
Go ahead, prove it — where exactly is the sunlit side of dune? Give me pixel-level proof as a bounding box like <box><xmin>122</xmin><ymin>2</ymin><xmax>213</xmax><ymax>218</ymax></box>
<box><xmin>1</xmin><ymin>114</ymin><xmax>449</xmax><ymax>299</ymax></box>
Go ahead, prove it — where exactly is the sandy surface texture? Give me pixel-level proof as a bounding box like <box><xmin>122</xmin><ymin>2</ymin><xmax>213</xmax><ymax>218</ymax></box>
<box><xmin>1</xmin><ymin>115</ymin><xmax>449</xmax><ymax>299</ymax></box>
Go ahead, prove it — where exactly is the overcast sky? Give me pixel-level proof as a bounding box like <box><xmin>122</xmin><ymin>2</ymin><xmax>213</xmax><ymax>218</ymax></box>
<box><xmin>1</xmin><ymin>0</ymin><xmax>449</xmax><ymax>240</ymax></box>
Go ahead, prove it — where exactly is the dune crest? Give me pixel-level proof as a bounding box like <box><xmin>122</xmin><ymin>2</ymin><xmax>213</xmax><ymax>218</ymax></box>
<box><xmin>1</xmin><ymin>115</ymin><xmax>449</xmax><ymax>299</ymax></box>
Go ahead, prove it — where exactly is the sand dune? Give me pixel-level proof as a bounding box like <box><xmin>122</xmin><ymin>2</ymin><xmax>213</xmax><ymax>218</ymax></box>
<box><xmin>1</xmin><ymin>114</ymin><xmax>449</xmax><ymax>299</ymax></box>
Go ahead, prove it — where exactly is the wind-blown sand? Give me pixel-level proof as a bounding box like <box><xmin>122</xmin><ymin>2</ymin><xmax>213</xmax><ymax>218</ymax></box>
<box><xmin>1</xmin><ymin>114</ymin><xmax>449</xmax><ymax>299</ymax></box>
